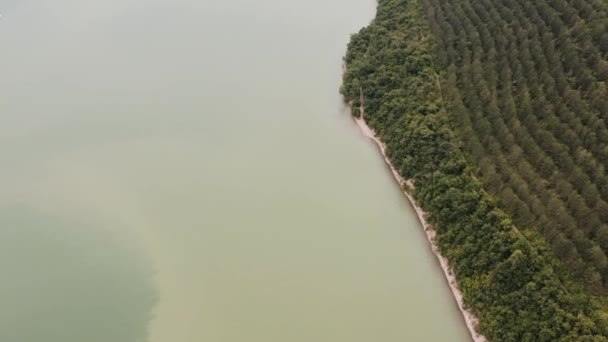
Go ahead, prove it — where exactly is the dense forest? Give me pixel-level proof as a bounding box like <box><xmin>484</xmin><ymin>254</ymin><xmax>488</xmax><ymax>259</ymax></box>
<box><xmin>425</xmin><ymin>0</ymin><xmax>608</xmax><ymax>294</ymax></box>
<box><xmin>341</xmin><ymin>0</ymin><xmax>608</xmax><ymax>340</ymax></box>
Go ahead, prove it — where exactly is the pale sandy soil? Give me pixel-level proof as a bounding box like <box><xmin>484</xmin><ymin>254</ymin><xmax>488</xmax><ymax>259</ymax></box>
<box><xmin>352</xmin><ymin>113</ymin><xmax>487</xmax><ymax>342</ymax></box>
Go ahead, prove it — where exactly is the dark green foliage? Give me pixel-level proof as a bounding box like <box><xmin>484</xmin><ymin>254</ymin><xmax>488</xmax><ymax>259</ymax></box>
<box><xmin>422</xmin><ymin>0</ymin><xmax>608</xmax><ymax>293</ymax></box>
<box><xmin>342</xmin><ymin>0</ymin><xmax>608</xmax><ymax>340</ymax></box>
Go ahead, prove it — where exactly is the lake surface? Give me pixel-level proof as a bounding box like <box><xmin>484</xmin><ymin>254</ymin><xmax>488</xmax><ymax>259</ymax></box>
<box><xmin>0</xmin><ymin>0</ymin><xmax>470</xmax><ymax>341</ymax></box>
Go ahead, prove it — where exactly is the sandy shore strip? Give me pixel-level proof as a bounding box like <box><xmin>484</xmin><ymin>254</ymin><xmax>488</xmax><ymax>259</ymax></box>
<box><xmin>352</xmin><ymin>113</ymin><xmax>487</xmax><ymax>342</ymax></box>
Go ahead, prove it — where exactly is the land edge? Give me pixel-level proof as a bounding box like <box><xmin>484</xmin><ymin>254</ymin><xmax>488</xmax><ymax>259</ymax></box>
<box><xmin>351</xmin><ymin>110</ymin><xmax>487</xmax><ymax>342</ymax></box>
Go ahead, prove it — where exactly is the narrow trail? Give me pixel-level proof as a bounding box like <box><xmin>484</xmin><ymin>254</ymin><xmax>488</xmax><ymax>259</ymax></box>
<box><xmin>352</xmin><ymin>94</ymin><xmax>487</xmax><ymax>342</ymax></box>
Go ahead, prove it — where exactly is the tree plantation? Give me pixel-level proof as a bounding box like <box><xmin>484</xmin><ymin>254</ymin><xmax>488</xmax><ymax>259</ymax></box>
<box><xmin>426</xmin><ymin>0</ymin><xmax>608</xmax><ymax>294</ymax></box>
<box><xmin>342</xmin><ymin>0</ymin><xmax>608</xmax><ymax>340</ymax></box>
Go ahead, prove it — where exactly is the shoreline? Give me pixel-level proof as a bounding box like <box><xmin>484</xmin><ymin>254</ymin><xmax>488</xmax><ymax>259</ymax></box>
<box><xmin>351</xmin><ymin>113</ymin><xmax>487</xmax><ymax>342</ymax></box>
